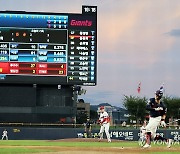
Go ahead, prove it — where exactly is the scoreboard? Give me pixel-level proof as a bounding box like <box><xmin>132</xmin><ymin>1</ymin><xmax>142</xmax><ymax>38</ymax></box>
<box><xmin>0</xmin><ymin>6</ymin><xmax>97</xmax><ymax>85</ymax></box>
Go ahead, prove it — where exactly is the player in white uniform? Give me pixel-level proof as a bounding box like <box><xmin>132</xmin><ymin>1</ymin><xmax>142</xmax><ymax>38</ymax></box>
<box><xmin>1</xmin><ymin>129</ymin><xmax>8</xmax><ymax>140</ymax></box>
<box><xmin>139</xmin><ymin>121</ymin><xmax>147</xmax><ymax>145</ymax></box>
<box><xmin>98</xmin><ymin>106</ymin><xmax>111</xmax><ymax>142</ymax></box>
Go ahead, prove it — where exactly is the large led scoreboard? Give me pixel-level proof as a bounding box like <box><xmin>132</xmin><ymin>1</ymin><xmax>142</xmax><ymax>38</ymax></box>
<box><xmin>0</xmin><ymin>6</ymin><xmax>97</xmax><ymax>85</ymax></box>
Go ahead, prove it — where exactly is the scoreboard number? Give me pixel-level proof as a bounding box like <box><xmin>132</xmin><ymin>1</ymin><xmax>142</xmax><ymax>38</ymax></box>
<box><xmin>31</xmin><ymin>64</ymin><xmax>36</xmax><ymax>68</ymax></box>
<box><xmin>59</xmin><ymin>70</ymin><xmax>64</xmax><ymax>75</ymax></box>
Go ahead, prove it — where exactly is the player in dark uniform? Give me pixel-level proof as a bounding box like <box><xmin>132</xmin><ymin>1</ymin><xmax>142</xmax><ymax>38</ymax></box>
<box><xmin>143</xmin><ymin>90</ymin><xmax>172</xmax><ymax>148</ymax></box>
<box><xmin>84</xmin><ymin>118</ymin><xmax>92</xmax><ymax>138</ymax></box>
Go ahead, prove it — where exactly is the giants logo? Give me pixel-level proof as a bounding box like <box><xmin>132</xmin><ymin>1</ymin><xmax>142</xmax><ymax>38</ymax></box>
<box><xmin>70</xmin><ymin>20</ymin><xmax>92</xmax><ymax>27</ymax></box>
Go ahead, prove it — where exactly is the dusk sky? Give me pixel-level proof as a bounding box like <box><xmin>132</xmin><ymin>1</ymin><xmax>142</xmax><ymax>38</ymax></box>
<box><xmin>1</xmin><ymin>0</ymin><xmax>180</xmax><ymax>107</ymax></box>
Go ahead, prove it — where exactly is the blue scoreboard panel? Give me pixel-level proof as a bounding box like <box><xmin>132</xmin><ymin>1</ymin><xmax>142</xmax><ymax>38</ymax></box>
<box><xmin>0</xmin><ymin>6</ymin><xmax>97</xmax><ymax>85</ymax></box>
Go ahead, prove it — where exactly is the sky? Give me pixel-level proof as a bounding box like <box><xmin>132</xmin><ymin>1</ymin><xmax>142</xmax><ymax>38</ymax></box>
<box><xmin>1</xmin><ymin>0</ymin><xmax>180</xmax><ymax>107</ymax></box>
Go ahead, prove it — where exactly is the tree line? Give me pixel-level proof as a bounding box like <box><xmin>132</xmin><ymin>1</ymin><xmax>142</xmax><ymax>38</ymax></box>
<box><xmin>123</xmin><ymin>95</ymin><xmax>180</xmax><ymax>124</ymax></box>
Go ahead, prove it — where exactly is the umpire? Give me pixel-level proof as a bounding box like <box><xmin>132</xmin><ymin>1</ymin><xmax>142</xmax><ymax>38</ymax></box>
<box><xmin>84</xmin><ymin>118</ymin><xmax>92</xmax><ymax>138</ymax></box>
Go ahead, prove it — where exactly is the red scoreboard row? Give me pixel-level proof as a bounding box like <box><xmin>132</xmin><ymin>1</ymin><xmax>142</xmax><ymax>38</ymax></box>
<box><xmin>0</xmin><ymin>62</ymin><xmax>66</xmax><ymax>75</ymax></box>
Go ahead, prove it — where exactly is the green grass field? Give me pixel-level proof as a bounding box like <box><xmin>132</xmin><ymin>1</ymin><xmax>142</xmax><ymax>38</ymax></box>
<box><xmin>0</xmin><ymin>140</ymin><xmax>179</xmax><ymax>154</ymax></box>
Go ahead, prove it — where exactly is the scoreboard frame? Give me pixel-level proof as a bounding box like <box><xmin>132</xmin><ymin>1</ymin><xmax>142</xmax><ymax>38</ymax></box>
<box><xmin>0</xmin><ymin>6</ymin><xmax>97</xmax><ymax>86</ymax></box>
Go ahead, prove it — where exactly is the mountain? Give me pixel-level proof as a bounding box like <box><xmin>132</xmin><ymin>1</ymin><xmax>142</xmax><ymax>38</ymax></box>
<box><xmin>90</xmin><ymin>105</ymin><xmax>99</xmax><ymax>111</ymax></box>
<box><xmin>90</xmin><ymin>103</ymin><xmax>126</xmax><ymax>111</ymax></box>
<box><xmin>98</xmin><ymin>103</ymin><xmax>112</xmax><ymax>107</ymax></box>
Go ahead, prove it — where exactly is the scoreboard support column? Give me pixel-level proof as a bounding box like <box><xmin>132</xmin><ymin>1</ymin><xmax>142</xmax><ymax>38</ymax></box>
<box><xmin>0</xmin><ymin>84</ymin><xmax>76</xmax><ymax>123</ymax></box>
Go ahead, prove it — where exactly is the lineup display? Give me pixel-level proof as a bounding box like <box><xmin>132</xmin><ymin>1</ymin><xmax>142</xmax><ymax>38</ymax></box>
<box><xmin>0</xmin><ymin>6</ymin><xmax>97</xmax><ymax>85</ymax></box>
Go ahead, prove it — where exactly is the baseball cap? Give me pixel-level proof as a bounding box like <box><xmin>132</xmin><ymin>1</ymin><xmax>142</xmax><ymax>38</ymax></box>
<box><xmin>100</xmin><ymin>106</ymin><xmax>104</xmax><ymax>110</ymax></box>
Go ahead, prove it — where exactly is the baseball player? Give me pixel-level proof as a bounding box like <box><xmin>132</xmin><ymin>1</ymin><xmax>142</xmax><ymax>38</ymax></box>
<box><xmin>139</xmin><ymin>121</ymin><xmax>147</xmax><ymax>146</ymax></box>
<box><xmin>98</xmin><ymin>106</ymin><xmax>111</xmax><ymax>142</ymax></box>
<box><xmin>84</xmin><ymin>118</ymin><xmax>92</xmax><ymax>138</ymax></box>
<box><xmin>143</xmin><ymin>90</ymin><xmax>172</xmax><ymax>148</ymax></box>
<box><xmin>1</xmin><ymin>129</ymin><xmax>8</xmax><ymax>140</ymax></box>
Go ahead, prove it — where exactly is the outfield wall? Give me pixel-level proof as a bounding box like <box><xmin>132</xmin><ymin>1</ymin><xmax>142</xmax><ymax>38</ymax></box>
<box><xmin>0</xmin><ymin>127</ymin><xmax>179</xmax><ymax>141</ymax></box>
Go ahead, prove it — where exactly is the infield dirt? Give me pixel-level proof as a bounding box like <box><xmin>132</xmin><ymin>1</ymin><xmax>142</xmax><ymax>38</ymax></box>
<box><xmin>40</xmin><ymin>138</ymin><xmax>179</xmax><ymax>154</ymax></box>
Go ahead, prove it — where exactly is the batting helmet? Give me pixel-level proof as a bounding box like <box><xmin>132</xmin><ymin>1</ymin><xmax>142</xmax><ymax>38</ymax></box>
<box><xmin>155</xmin><ymin>90</ymin><xmax>163</xmax><ymax>98</ymax></box>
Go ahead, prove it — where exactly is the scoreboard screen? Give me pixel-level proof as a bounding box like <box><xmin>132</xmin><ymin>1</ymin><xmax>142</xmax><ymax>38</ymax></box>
<box><xmin>0</xmin><ymin>6</ymin><xmax>97</xmax><ymax>85</ymax></box>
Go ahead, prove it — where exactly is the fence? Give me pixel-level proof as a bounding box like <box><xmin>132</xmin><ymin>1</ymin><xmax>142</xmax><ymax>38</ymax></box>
<box><xmin>0</xmin><ymin>124</ymin><xmax>179</xmax><ymax>141</ymax></box>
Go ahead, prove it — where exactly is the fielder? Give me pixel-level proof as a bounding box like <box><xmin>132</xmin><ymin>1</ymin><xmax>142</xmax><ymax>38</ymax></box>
<box><xmin>1</xmin><ymin>129</ymin><xmax>8</xmax><ymax>140</ymax></box>
<box><xmin>143</xmin><ymin>90</ymin><xmax>172</xmax><ymax>148</ymax></box>
<box><xmin>98</xmin><ymin>106</ymin><xmax>111</xmax><ymax>142</ymax></box>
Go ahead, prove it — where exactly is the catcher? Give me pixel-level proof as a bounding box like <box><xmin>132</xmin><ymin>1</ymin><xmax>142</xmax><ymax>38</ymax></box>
<box><xmin>139</xmin><ymin>120</ymin><xmax>147</xmax><ymax>146</ymax></box>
